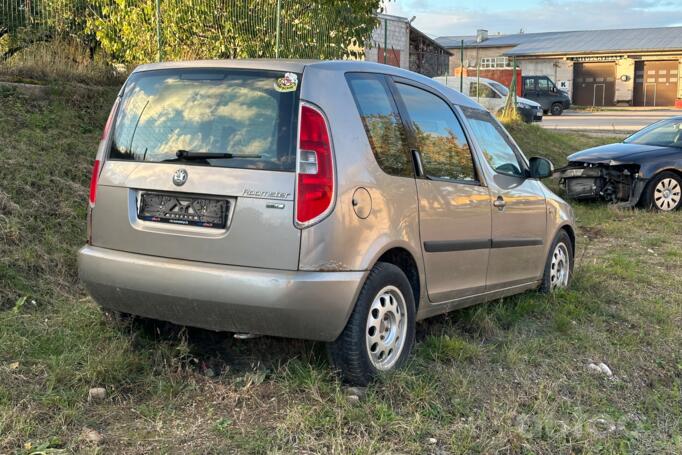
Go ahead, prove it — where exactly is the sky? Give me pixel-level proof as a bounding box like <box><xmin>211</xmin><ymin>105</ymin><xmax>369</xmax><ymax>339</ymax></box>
<box><xmin>382</xmin><ymin>0</ymin><xmax>682</xmax><ymax>38</ymax></box>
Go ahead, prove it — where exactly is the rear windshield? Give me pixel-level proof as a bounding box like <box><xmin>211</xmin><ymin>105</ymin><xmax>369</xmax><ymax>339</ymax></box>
<box><xmin>109</xmin><ymin>68</ymin><xmax>299</xmax><ymax>171</ymax></box>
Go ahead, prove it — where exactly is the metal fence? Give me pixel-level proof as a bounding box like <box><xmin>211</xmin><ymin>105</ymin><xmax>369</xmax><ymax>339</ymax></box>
<box><xmin>0</xmin><ymin>0</ymin><xmax>373</xmax><ymax>64</ymax></box>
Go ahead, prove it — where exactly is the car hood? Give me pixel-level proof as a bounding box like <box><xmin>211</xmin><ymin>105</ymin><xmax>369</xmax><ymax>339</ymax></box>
<box><xmin>567</xmin><ymin>142</ymin><xmax>679</xmax><ymax>164</ymax></box>
<box><xmin>517</xmin><ymin>96</ymin><xmax>541</xmax><ymax>108</ymax></box>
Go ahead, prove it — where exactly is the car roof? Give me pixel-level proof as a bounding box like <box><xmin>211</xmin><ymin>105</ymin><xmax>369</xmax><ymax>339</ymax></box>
<box><xmin>132</xmin><ymin>59</ymin><xmax>482</xmax><ymax>110</ymax></box>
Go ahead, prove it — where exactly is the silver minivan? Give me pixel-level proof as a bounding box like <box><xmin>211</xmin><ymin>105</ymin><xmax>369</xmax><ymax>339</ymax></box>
<box><xmin>79</xmin><ymin>60</ymin><xmax>575</xmax><ymax>385</ymax></box>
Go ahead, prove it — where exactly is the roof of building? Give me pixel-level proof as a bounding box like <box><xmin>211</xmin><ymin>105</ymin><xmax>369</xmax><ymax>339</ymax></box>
<box><xmin>435</xmin><ymin>26</ymin><xmax>682</xmax><ymax>56</ymax></box>
<box><xmin>410</xmin><ymin>26</ymin><xmax>453</xmax><ymax>55</ymax></box>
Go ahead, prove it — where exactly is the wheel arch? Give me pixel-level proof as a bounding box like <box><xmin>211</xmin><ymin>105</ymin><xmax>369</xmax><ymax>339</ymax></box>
<box><xmin>638</xmin><ymin>168</ymin><xmax>682</xmax><ymax>206</ymax></box>
<box><xmin>559</xmin><ymin>223</ymin><xmax>576</xmax><ymax>256</ymax></box>
<box><xmin>374</xmin><ymin>246</ymin><xmax>422</xmax><ymax>313</ymax></box>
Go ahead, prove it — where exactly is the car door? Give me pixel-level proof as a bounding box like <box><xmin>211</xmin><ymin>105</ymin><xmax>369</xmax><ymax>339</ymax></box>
<box><xmin>391</xmin><ymin>78</ymin><xmax>492</xmax><ymax>302</ymax></box>
<box><xmin>461</xmin><ymin>107</ymin><xmax>547</xmax><ymax>290</ymax></box>
<box><xmin>469</xmin><ymin>81</ymin><xmax>502</xmax><ymax>113</ymax></box>
<box><xmin>523</xmin><ymin>77</ymin><xmax>537</xmax><ymax>100</ymax></box>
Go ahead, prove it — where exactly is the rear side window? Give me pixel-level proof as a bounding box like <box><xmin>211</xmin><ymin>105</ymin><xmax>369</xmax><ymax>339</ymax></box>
<box><xmin>346</xmin><ymin>73</ymin><xmax>412</xmax><ymax>177</ymax></box>
<box><xmin>395</xmin><ymin>83</ymin><xmax>477</xmax><ymax>183</ymax></box>
<box><xmin>109</xmin><ymin>68</ymin><xmax>298</xmax><ymax>171</ymax></box>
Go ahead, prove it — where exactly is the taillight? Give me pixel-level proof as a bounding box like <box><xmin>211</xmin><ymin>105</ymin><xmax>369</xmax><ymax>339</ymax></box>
<box><xmin>89</xmin><ymin>97</ymin><xmax>119</xmax><ymax>206</ymax></box>
<box><xmin>89</xmin><ymin>159</ymin><xmax>100</xmax><ymax>205</ymax></box>
<box><xmin>296</xmin><ymin>104</ymin><xmax>334</xmax><ymax>226</ymax></box>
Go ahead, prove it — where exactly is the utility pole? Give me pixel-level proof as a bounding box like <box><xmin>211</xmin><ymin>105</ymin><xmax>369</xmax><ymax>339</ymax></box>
<box><xmin>459</xmin><ymin>39</ymin><xmax>464</xmax><ymax>92</ymax></box>
<box><xmin>155</xmin><ymin>0</ymin><xmax>163</xmax><ymax>62</ymax></box>
<box><xmin>275</xmin><ymin>0</ymin><xmax>281</xmax><ymax>58</ymax></box>
<box><xmin>476</xmin><ymin>44</ymin><xmax>480</xmax><ymax>102</ymax></box>
<box><xmin>383</xmin><ymin>18</ymin><xmax>387</xmax><ymax>64</ymax></box>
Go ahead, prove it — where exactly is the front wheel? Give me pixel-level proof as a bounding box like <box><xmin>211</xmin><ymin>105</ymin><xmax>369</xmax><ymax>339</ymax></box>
<box><xmin>642</xmin><ymin>171</ymin><xmax>681</xmax><ymax>212</ymax></box>
<box><xmin>550</xmin><ymin>103</ymin><xmax>564</xmax><ymax>116</ymax></box>
<box><xmin>540</xmin><ymin>230</ymin><xmax>574</xmax><ymax>293</ymax></box>
<box><xmin>327</xmin><ymin>262</ymin><xmax>416</xmax><ymax>385</ymax></box>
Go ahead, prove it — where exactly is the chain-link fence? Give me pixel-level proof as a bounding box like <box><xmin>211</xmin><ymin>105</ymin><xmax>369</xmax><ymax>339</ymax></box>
<box><xmin>1</xmin><ymin>0</ymin><xmax>376</xmax><ymax>70</ymax></box>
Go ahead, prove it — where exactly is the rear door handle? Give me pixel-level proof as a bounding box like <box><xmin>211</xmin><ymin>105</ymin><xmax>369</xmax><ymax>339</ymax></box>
<box><xmin>493</xmin><ymin>196</ymin><xmax>506</xmax><ymax>210</ymax></box>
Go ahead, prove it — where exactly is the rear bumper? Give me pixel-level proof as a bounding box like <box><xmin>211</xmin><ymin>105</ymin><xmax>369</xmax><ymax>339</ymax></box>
<box><xmin>78</xmin><ymin>246</ymin><xmax>366</xmax><ymax>341</ymax></box>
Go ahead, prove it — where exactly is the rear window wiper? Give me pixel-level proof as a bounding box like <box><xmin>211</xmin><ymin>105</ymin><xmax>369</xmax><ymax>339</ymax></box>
<box><xmin>163</xmin><ymin>150</ymin><xmax>262</xmax><ymax>162</ymax></box>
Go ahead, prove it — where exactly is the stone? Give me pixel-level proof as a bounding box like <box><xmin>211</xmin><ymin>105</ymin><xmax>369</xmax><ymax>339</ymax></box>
<box><xmin>345</xmin><ymin>386</ymin><xmax>367</xmax><ymax>399</ymax></box>
<box><xmin>347</xmin><ymin>394</ymin><xmax>360</xmax><ymax>404</ymax></box>
<box><xmin>81</xmin><ymin>427</ymin><xmax>104</xmax><ymax>444</ymax></box>
<box><xmin>88</xmin><ymin>387</ymin><xmax>106</xmax><ymax>402</ymax></box>
<box><xmin>598</xmin><ymin>362</ymin><xmax>613</xmax><ymax>377</ymax></box>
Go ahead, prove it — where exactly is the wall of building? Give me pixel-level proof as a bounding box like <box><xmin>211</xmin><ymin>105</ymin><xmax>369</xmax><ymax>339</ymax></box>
<box><xmin>446</xmin><ymin>46</ymin><xmax>515</xmax><ymax>75</ymax></box>
<box><xmin>518</xmin><ymin>59</ymin><xmax>574</xmax><ymax>98</ymax></box>
<box><xmin>365</xmin><ymin>16</ymin><xmax>410</xmax><ymax>69</ymax></box>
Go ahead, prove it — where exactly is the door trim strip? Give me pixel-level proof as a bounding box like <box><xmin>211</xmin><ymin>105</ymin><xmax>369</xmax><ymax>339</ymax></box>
<box><xmin>423</xmin><ymin>239</ymin><xmax>490</xmax><ymax>252</ymax></box>
<box><xmin>424</xmin><ymin>238</ymin><xmax>544</xmax><ymax>252</ymax></box>
<box><xmin>491</xmin><ymin>238</ymin><xmax>544</xmax><ymax>248</ymax></box>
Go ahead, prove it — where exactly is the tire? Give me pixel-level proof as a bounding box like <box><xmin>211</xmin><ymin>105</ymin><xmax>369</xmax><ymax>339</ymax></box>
<box><xmin>550</xmin><ymin>103</ymin><xmax>564</xmax><ymax>116</ymax></box>
<box><xmin>327</xmin><ymin>262</ymin><xmax>416</xmax><ymax>385</ymax></box>
<box><xmin>540</xmin><ymin>230</ymin><xmax>574</xmax><ymax>293</ymax></box>
<box><xmin>641</xmin><ymin>171</ymin><xmax>682</xmax><ymax>212</ymax></box>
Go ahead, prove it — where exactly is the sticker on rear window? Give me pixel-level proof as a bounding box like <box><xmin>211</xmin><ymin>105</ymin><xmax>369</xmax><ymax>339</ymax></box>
<box><xmin>274</xmin><ymin>72</ymin><xmax>298</xmax><ymax>92</ymax></box>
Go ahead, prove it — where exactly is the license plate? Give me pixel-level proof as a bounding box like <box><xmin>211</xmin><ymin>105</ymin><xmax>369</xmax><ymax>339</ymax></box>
<box><xmin>138</xmin><ymin>192</ymin><xmax>228</xmax><ymax>229</ymax></box>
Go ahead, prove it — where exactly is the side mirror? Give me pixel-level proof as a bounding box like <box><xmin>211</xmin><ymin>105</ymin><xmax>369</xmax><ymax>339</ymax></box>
<box><xmin>550</xmin><ymin>86</ymin><xmax>557</xmax><ymax>93</ymax></box>
<box><xmin>529</xmin><ymin>157</ymin><xmax>554</xmax><ymax>179</ymax></box>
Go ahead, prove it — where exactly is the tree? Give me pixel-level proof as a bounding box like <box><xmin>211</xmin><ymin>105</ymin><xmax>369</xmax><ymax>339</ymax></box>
<box><xmin>86</xmin><ymin>0</ymin><xmax>386</xmax><ymax>64</ymax></box>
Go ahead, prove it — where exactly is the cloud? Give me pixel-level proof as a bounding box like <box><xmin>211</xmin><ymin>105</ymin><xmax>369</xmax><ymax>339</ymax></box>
<box><xmin>384</xmin><ymin>0</ymin><xmax>682</xmax><ymax>37</ymax></box>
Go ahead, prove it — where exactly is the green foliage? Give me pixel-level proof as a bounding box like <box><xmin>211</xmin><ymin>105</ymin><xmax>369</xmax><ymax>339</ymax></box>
<box><xmin>3</xmin><ymin>0</ymin><xmax>385</xmax><ymax>66</ymax></box>
<box><xmin>87</xmin><ymin>0</ymin><xmax>384</xmax><ymax>64</ymax></box>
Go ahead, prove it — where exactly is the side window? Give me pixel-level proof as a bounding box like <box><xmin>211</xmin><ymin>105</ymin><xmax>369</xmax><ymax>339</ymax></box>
<box><xmin>524</xmin><ymin>78</ymin><xmax>536</xmax><ymax>91</ymax></box>
<box><xmin>462</xmin><ymin>107</ymin><xmax>526</xmax><ymax>178</ymax></box>
<box><xmin>395</xmin><ymin>83</ymin><xmax>477</xmax><ymax>182</ymax></box>
<box><xmin>469</xmin><ymin>82</ymin><xmax>498</xmax><ymax>99</ymax></box>
<box><xmin>537</xmin><ymin>78</ymin><xmax>552</xmax><ymax>92</ymax></box>
<box><xmin>346</xmin><ymin>73</ymin><xmax>412</xmax><ymax>177</ymax></box>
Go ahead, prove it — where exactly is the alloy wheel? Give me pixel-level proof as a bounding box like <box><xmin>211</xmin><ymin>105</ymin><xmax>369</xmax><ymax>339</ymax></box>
<box><xmin>654</xmin><ymin>178</ymin><xmax>681</xmax><ymax>211</ymax></box>
<box><xmin>365</xmin><ymin>286</ymin><xmax>407</xmax><ymax>371</ymax></box>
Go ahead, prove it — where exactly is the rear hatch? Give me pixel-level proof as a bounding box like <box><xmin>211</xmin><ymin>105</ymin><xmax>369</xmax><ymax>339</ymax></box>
<box><xmin>91</xmin><ymin>67</ymin><xmax>301</xmax><ymax>270</ymax></box>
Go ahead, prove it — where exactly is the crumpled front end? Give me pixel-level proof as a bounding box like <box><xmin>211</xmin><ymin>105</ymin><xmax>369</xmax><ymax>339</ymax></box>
<box><xmin>557</xmin><ymin>161</ymin><xmax>647</xmax><ymax>206</ymax></box>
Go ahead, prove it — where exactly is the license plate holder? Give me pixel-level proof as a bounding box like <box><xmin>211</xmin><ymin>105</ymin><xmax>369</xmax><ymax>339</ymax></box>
<box><xmin>137</xmin><ymin>192</ymin><xmax>228</xmax><ymax>229</ymax></box>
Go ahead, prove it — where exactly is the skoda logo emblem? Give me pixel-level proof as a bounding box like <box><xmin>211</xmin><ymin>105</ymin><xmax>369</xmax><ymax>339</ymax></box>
<box><xmin>173</xmin><ymin>168</ymin><xmax>188</xmax><ymax>186</ymax></box>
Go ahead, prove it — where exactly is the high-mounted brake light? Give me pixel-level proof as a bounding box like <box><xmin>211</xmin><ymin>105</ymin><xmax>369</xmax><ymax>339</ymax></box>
<box><xmin>295</xmin><ymin>104</ymin><xmax>334</xmax><ymax>226</ymax></box>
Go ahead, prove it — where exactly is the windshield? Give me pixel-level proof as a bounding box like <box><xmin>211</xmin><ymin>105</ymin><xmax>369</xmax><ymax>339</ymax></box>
<box><xmin>624</xmin><ymin>118</ymin><xmax>682</xmax><ymax>149</ymax></box>
<box><xmin>488</xmin><ymin>81</ymin><xmax>509</xmax><ymax>96</ymax></box>
<box><xmin>109</xmin><ymin>68</ymin><xmax>299</xmax><ymax>171</ymax></box>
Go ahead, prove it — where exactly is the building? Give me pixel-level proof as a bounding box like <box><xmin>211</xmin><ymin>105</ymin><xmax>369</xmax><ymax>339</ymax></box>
<box><xmin>364</xmin><ymin>14</ymin><xmax>451</xmax><ymax>77</ymax></box>
<box><xmin>436</xmin><ymin>27</ymin><xmax>682</xmax><ymax>107</ymax></box>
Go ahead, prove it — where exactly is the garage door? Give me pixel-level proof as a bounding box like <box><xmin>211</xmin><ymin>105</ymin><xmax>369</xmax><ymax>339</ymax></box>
<box><xmin>633</xmin><ymin>61</ymin><xmax>679</xmax><ymax>107</ymax></box>
<box><xmin>573</xmin><ymin>63</ymin><xmax>616</xmax><ymax>106</ymax></box>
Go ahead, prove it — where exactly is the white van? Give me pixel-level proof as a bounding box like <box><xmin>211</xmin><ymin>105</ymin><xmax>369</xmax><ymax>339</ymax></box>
<box><xmin>434</xmin><ymin>76</ymin><xmax>543</xmax><ymax>123</ymax></box>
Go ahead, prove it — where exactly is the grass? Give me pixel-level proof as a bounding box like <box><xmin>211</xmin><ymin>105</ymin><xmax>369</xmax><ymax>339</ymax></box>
<box><xmin>0</xmin><ymin>38</ymin><xmax>126</xmax><ymax>86</ymax></box>
<box><xmin>1</xmin><ymin>85</ymin><xmax>681</xmax><ymax>454</ymax></box>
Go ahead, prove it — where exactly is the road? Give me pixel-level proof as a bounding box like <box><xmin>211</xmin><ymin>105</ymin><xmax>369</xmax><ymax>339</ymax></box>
<box><xmin>539</xmin><ymin>109</ymin><xmax>680</xmax><ymax>134</ymax></box>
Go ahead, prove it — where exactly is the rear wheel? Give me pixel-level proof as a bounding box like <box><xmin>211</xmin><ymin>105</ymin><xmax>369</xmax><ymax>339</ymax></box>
<box><xmin>643</xmin><ymin>172</ymin><xmax>682</xmax><ymax>212</ymax></box>
<box><xmin>550</xmin><ymin>103</ymin><xmax>564</xmax><ymax>116</ymax></box>
<box><xmin>327</xmin><ymin>262</ymin><xmax>416</xmax><ymax>385</ymax></box>
<box><xmin>540</xmin><ymin>230</ymin><xmax>573</xmax><ymax>293</ymax></box>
